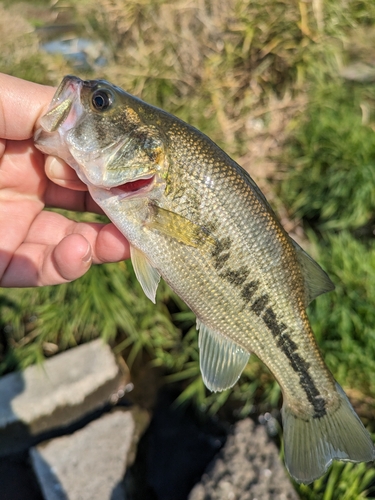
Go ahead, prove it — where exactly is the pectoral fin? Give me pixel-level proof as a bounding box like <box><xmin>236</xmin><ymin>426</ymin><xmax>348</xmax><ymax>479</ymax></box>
<box><xmin>291</xmin><ymin>239</ymin><xmax>335</xmax><ymax>306</ymax></box>
<box><xmin>197</xmin><ymin>319</ymin><xmax>250</xmax><ymax>392</ymax></box>
<box><xmin>130</xmin><ymin>245</ymin><xmax>161</xmax><ymax>303</ymax></box>
<box><xmin>147</xmin><ymin>205</ymin><xmax>216</xmax><ymax>249</ymax></box>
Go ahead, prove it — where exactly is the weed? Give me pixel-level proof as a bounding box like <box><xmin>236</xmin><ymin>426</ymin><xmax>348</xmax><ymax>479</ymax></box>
<box><xmin>1</xmin><ymin>0</ymin><xmax>375</xmax><ymax>497</ymax></box>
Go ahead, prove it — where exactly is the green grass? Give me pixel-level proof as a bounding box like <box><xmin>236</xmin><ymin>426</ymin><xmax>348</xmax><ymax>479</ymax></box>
<box><xmin>306</xmin><ymin>232</ymin><xmax>375</xmax><ymax>396</ymax></box>
<box><xmin>0</xmin><ymin>261</ymin><xmax>180</xmax><ymax>374</ymax></box>
<box><xmin>297</xmin><ymin>461</ymin><xmax>375</xmax><ymax>500</ymax></box>
<box><xmin>280</xmin><ymin>81</ymin><xmax>375</xmax><ymax>231</ymax></box>
<box><xmin>1</xmin><ymin>0</ymin><xmax>375</xmax><ymax>498</ymax></box>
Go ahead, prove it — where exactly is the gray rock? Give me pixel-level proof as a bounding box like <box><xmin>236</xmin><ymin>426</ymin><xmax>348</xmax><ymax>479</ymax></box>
<box><xmin>30</xmin><ymin>408</ymin><xmax>149</xmax><ymax>500</ymax></box>
<box><xmin>0</xmin><ymin>339</ymin><xmax>123</xmax><ymax>455</ymax></box>
<box><xmin>188</xmin><ymin>418</ymin><xmax>298</xmax><ymax>500</ymax></box>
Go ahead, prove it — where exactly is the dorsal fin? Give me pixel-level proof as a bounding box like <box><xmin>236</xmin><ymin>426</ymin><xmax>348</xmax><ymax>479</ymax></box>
<box><xmin>130</xmin><ymin>244</ymin><xmax>161</xmax><ymax>303</ymax></box>
<box><xmin>291</xmin><ymin>239</ymin><xmax>335</xmax><ymax>306</ymax></box>
<box><xmin>197</xmin><ymin>319</ymin><xmax>250</xmax><ymax>392</ymax></box>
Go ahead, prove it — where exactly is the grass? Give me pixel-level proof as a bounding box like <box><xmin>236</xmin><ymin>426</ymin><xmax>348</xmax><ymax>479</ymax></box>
<box><xmin>1</xmin><ymin>0</ymin><xmax>375</xmax><ymax>498</ymax></box>
<box><xmin>280</xmin><ymin>81</ymin><xmax>375</xmax><ymax>232</ymax></box>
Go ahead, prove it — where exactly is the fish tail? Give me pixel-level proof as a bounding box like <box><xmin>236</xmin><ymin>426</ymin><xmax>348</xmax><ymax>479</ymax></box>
<box><xmin>282</xmin><ymin>382</ymin><xmax>374</xmax><ymax>484</ymax></box>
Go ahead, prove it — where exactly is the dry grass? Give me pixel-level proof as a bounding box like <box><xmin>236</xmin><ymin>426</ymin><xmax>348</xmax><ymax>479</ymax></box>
<box><xmin>2</xmin><ymin>1</ymin><xmax>375</xmax><ymax>496</ymax></box>
<box><xmin>0</xmin><ymin>2</ymin><xmax>72</xmax><ymax>83</ymax></box>
<box><xmin>67</xmin><ymin>0</ymin><xmax>313</xmax><ymax>237</ymax></box>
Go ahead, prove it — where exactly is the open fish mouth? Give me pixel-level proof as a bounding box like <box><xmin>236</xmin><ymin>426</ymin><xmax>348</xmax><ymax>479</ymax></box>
<box><xmin>109</xmin><ymin>174</ymin><xmax>155</xmax><ymax>198</ymax></box>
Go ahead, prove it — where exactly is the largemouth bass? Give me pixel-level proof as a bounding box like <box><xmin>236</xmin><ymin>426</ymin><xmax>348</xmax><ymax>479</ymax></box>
<box><xmin>34</xmin><ymin>76</ymin><xmax>374</xmax><ymax>484</ymax></box>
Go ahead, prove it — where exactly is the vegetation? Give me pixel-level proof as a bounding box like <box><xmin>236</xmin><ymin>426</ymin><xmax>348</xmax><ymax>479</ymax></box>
<box><xmin>1</xmin><ymin>0</ymin><xmax>375</xmax><ymax>498</ymax></box>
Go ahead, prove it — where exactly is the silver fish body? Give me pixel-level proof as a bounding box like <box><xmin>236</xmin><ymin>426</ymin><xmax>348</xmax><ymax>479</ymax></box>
<box><xmin>35</xmin><ymin>76</ymin><xmax>374</xmax><ymax>483</ymax></box>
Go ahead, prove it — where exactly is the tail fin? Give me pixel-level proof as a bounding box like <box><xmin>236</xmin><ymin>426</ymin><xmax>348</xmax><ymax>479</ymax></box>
<box><xmin>282</xmin><ymin>383</ymin><xmax>374</xmax><ymax>484</ymax></box>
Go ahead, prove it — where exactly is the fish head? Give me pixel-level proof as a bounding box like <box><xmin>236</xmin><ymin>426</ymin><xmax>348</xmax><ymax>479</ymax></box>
<box><xmin>35</xmin><ymin>75</ymin><xmax>167</xmax><ymax>194</ymax></box>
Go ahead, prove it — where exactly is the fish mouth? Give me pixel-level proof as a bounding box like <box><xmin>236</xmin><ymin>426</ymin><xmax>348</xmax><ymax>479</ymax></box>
<box><xmin>39</xmin><ymin>76</ymin><xmax>84</xmax><ymax>134</ymax></box>
<box><xmin>109</xmin><ymin>174</ymin><xmax>156</xmax><ymax>198</ymax></box>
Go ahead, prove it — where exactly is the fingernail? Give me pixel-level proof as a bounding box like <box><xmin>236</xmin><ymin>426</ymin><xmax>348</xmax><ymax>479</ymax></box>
<box><xmin>82</xmin><ymin>245</ymin><xmax>92</xmax><ymax>264</ymax></box>
<box><xmin>49</xmin><ymin>156</ymin><xmax>68</xmax><ymax>179</ymax></box>
<box><xmin>47</xmin><ymin>156</ymin><xmax>88</xmax><ymax>191</ymax></box>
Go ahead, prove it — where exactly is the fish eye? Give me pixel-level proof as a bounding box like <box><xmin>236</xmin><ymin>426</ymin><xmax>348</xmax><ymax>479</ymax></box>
<box><xmin>91</xmin><ymin>90</ymin><xmax>112</xmax><ymax>111</ymax></box>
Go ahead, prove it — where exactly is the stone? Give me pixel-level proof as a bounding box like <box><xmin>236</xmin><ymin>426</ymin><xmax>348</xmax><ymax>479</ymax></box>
<box><xmin>0</xmin><ymin>339</ymin><xmax>124</xmax><ymax>455</ymax></box>
<box><xmin>30</xmin><ymin>408</ymin><xmax>149</xmax><ymax>500</ymax></box>
<box><xmin>188</xmin><ymin>418</ymin><xmax>298</xmax><ymax>500</ymax></box>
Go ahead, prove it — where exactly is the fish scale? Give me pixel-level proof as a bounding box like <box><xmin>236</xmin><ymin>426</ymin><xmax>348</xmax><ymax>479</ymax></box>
<box><xmin>34</xmin><ymin>75</ymin><xmax>374</xmax><ymax>484</ymax></box>
<box><xmin>149</xmin><ymin>156</ymin><xmax>329</xmax><ymax>409</ymax></box>
<box><xmin>132</xmin><ymin>149</ymin><xmax>329</xmax><ymax>416</ymax></box>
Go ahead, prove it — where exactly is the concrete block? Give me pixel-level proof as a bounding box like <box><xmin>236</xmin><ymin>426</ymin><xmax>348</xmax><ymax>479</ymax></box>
<box><xmin>0</xmin><ymin>339</ymin><xmax>123</xmax><ymax>455</ymax></box>
<box><xmin>30</xmin><ymin>408</ymin><xmax>149</xmax><ymax>500</ymax></box>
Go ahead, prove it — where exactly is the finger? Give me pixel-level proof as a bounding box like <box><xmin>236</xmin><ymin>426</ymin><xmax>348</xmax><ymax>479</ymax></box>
<box><xmin>0</xmin><ymin>225</ymin><xmax>131</xmax><ymax>287</ymax></box>
<box><xmin>61</xmin><ymin>222</ymin><xmax>130</xmax><ymax>264</ymax></box>
<box><xmin>44</xmin><ymin>181</ymin><xmax>104</xmax><ymax>214</ymax></box>
<box><xmin>0</xmin><ymin>211</ymin><xmax>130</xmax><ymax>286</ymax></box>
<box><xmin>23</xmin><ymin>210</ymin><xmax>92</xmax><ymax>246</ymax></box>
<box><xmin>0</xmin><ymin>234</ymin><xmax>92</xmax><ymax>287</ymax></box>
<box><xmin>52</xmin><ymin>233</ymin><xmax>92</xmax><ymax>282</ymax></box>
<box><xmin>0</xmin><ymin>73</ymin><xmax>55</xmax><ymax>140</ymax></box>
<box><xmin>45</xmin><ymin>156</ymin><xmax>88</xmax><ymax>191</ymax></box>
<box><xmin>41</xmin><ymin>219</ymin><xmax>130</xmax><ymax>264</ymax></box>
<box><xmin>24</xmin><ymin>211</ymin><xmax>130</xmax><ymax>265</ymax></box>
<box><xmin>44</xmin><ymin>158</ymin><xmax>103</xmax><ymax>213</ymax></box>
<box><xmin>94</xmin><ymin>223</ymin><xmax>131</xmax><ymax>264</ymax></box>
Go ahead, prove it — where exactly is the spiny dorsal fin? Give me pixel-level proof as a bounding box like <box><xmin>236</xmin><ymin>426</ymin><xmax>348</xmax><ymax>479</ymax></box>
<box><xmin>130</xmin><ymin>244</ymin><xmax>161</xmax><ymax>303</ymax></box>
<box><xmin>197</xmin><ymin>319</ymin><xmax>250</xmax><ymax>392</ymax></box>
<box><xmin>291</xmin><ymin>239</ymin><xmax>335</xmax><ymax>306</ymax></box>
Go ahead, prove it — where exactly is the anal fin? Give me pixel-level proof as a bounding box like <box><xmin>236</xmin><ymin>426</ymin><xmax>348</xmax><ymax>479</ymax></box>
<box><xmin>130</xmin><ymin>245</ymin><xmax>161</xmax><ymax>303</ymax></box>
<box><xmin>197</xmin><ymin>319</ymin><xmax>250</xmax><ymax>392</ymax></box>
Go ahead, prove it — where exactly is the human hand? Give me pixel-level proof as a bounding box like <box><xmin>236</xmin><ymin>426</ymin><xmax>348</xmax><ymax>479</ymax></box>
<box><xmin>0</xmin><ymin>73</ymin><xmax>130</xmax><ymax>287</ymax></box>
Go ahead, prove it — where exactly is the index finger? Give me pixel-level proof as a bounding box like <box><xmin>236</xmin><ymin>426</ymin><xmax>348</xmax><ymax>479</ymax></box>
<box><xmin>0</xmin><ymin>73</ymin><xmax>55</xmax><ymax>140</ymax></box>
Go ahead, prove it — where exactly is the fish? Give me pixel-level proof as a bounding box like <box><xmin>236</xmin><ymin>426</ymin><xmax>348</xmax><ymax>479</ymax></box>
<box><xmin>34</xmin><ymin>75</ymin><xmax>374</xmax><ymax>484</ymax></box>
